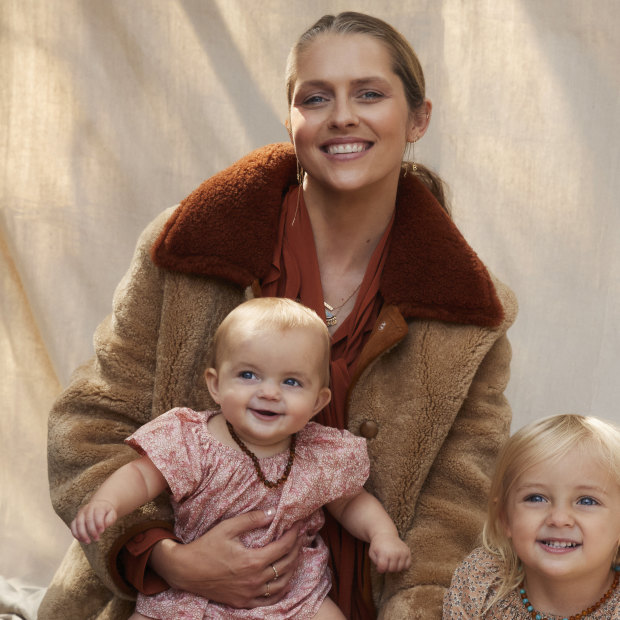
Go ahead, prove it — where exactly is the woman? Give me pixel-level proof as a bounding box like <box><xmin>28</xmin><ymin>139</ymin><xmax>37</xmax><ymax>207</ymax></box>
<box><xmin>41</xmin><ymin>12</ymin><xmax>516</xmax><ymax>620</ymax></box>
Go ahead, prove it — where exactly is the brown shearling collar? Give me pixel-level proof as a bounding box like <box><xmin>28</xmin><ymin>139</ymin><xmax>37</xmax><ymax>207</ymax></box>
<box><xmin>152</xmin><ymin>143</ymin><xmax>504</xmax><ymax>327</ymax></box>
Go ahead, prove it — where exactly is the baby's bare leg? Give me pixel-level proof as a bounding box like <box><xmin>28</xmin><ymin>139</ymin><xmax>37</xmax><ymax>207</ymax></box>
<box><xmin>313</xmin><ymin>596</ymin><xmax>346</xmax><ymax>619</ymax></box>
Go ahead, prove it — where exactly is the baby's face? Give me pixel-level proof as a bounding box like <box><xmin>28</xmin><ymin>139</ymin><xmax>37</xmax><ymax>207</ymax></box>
<box><xmin>205</xmin><ymin>327</ymin><xmax>330</xmax><ymax>454</ymax></box>
<box><xmin>502</xmin><ymin>447</ymin><xmax>620</xmax><ymax>587</ymax></box>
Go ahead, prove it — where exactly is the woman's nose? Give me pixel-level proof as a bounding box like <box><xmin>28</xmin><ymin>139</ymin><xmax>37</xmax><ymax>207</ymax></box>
<box><xmin>328</xmin><ymin>97</ymin><xmax>358</xmax><ymax>129</ymax></box>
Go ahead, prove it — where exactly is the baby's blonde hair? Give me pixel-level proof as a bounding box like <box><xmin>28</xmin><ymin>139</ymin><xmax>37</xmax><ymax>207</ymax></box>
<box><xmin>212</xmin><ymin>297</ymin><xmax>331</xmax><ymax>387</ymax></box>
<box><xmin>482</xmin><ymin>413</ymin><xmax>620</xmax><ymax>609</ymax></box>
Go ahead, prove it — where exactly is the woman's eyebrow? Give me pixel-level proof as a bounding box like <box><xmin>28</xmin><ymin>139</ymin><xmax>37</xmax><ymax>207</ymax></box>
<box><xmin>296</xmin><ymin>76</ymin><xmax>392</xmax><ymax>90</ymax></box>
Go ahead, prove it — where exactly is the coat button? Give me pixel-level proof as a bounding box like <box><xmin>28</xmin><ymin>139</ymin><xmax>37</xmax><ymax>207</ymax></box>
<box><xmin>360</xmin><ymin>421</ymin><xmax>378</xmax><ymax>438</ymax></box>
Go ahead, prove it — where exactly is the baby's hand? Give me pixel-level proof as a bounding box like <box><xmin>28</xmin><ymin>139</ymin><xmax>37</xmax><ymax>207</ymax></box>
<box><xmin>70</xmin><ymin>499</ymin><xmax>118</xmax><ymax>544</ymax></box>
<box><xmin>368</xmin><ymin>532</ymin><xmax>411</xmax><ymax>573</ymax></box>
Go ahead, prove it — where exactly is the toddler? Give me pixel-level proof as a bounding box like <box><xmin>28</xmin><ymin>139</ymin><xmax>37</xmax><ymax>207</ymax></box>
<box><xmin>443</xmin><ymin>414</ymin><xmax>620</xmax><ymax>618</ymax></box>
<box><xmin>71</xmin><ymin>297</ymin><xmax>411</xmax><ymax>620</ymax></box>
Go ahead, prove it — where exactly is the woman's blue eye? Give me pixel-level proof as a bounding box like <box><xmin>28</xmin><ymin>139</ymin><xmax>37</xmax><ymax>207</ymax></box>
<box><xmin>302</xmin><ymin>95</ymin><xmax>327</xmax><ymax>105</ymax></box>
<box><xmin>577</xmin><ymin>496</ymin><xmax>599</xmax><ymax>506</ymax></box>
<box><xmin>283</xmin><ymin>378</ymin><xmax>301</xmax><ymax>387</ymax></box>
<box><xmin>524</xmin><ymin>494</ymin><xmax>545</xmax><ymax>503</ymax></box>
<box><xmin>360</xmin><ymin>91</ymin><xmax>383</xmax><ymax>100</ymax></box>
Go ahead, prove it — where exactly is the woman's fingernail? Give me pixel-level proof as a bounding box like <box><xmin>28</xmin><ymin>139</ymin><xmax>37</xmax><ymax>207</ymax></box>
<box><xmin>264</xmin><ymin>508</ymin><xmax>275</xmax><ymax>518</ymax></box>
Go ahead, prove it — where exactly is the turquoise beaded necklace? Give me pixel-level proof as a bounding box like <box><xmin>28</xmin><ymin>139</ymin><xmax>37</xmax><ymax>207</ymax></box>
<box><xmin>519</xmin><ymin>566</ymin><xmax>619</xmax><ymax>620</ymax></box>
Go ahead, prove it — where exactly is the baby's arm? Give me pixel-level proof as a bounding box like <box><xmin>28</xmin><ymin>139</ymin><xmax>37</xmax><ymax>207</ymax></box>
<box><xmin>70</xmin><ymin>455</ymin><xmax>167</xmax><ymax>544</ymax></box>
<box><xmin>326</xmin><ymin>489</ymin><xmax>411</xmax><ymax>573</ymax></box>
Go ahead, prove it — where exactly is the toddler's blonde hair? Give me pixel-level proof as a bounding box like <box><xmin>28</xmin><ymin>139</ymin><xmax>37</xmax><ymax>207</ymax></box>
<box><xmin>482</xmin><ymin>413</ymin><xmax>620</xmax><ymax>609</ymax></box>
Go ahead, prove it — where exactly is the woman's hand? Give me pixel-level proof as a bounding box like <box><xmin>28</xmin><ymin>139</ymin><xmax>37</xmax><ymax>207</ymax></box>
<box><xmin>149</xmin><ymin>509</ymin><xmax>303</xmax><ymax>607</ymax></box>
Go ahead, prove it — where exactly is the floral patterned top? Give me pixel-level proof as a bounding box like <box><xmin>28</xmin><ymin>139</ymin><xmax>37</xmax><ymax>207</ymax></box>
<box><xmin>443</xmin><ymin>547</ymin><xmax>620</xmax><ymax>619</ymax></box>
<box><xmin>126</xmin><ymin>407</ymin><xmax>370</xmax><ymax>620</ymax></box>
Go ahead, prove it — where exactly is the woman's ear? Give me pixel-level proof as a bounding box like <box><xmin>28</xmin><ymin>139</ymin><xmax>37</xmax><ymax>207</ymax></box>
<box><xmin>407</xmin><ymin>98</ymin><xmax>432</xmax><ymax>143</ymax></box>
<box><xmin>205</xmin><ymin>368</ymin><xmax>221</xmax><ymax>404</ymax></box>
<box><xmin>312</xmin><ymin>387</ymin><xmax>331</xmax><ymax>416</ymax></box>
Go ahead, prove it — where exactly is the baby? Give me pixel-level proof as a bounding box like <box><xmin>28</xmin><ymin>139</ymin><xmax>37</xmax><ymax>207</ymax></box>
<box><xmin>72</xmin><ymin>297</ymin><xmax>411</xmax><ymax>619</ymax></box>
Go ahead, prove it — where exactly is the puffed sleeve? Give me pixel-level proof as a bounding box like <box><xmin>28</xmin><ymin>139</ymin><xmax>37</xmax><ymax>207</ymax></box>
<box><xmin>269</xmin><ymin>424</ymin><xmax>370</xmax><ymax>535</ymax></box>
<box><xmin>47</xmin><ymin>208</ymin><xmax>176</xmax><ymax>597</ymax></box>
<box><xmin>126</xmin><ymin>407</ymin><xmax>208</xmax><ymax>502</ymax></box>
<box><xmin>299</xmin><ymin>423</ymin><xmax>370</xmax><ymax>503</ymax></box>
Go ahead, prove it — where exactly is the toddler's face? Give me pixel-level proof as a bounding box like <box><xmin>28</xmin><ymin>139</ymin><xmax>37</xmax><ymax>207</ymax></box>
<box><xmin>205</xmin><ymin>326</ymin><xmax>330</xmax><ymax>455</ymax></box>
<box><xmin>501</xmin><ymin>447</ymin><xmax>620</xmax><ymax>587</ymax></box>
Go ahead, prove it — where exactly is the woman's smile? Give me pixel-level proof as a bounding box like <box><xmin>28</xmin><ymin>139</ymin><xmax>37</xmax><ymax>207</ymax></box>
<box><xmin>321</xmin><ymin>139</ymin><xmax>373</xmax><ymax>156</ymax></box>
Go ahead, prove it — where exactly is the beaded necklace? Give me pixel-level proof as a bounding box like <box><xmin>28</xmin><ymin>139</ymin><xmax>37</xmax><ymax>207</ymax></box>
<box><xmin>519</xmin><ymin>567</ymin><xmax>619</xmax><ymax>620</ymax></box>
<box><xmin>226</xmin><ymin>421</ymin><xmax>296</xmax><ymax>488</ymax></box>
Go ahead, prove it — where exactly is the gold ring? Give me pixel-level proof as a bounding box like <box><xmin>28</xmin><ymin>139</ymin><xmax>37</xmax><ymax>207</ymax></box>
<box><xmin>264</xmin><ymin>581</ymin><xmax>271</xmax><ymax>598</ymax></box>
<box><xmin>271</xmin><ymin>563</ymin><xmax>279</xmax><ymax>581</ymax></box>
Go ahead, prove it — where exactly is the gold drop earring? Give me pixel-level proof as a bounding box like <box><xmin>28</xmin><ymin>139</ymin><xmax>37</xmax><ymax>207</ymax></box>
<box><xmin>292</xmin><ymin>159</ymin><xmax>305</xmax><ymax>226</ymax></box>
<box><xmin>403</xmin><ymin>137</ymin><xmax>417</xmax><ymax>175</ymax></box>
<box><xmin>410</xmin><ymin>138</ymin><xmax>418</xmax><ymax>172</ymax></box>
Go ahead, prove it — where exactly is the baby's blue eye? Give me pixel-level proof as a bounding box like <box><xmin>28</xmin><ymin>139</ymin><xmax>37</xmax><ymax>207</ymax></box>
<box><xmin>577</xmin><ymin>496</ymin><xmax>599</xmax><ymax>506</ymax></box>
<box><xmin>239</xmin><ymin>371</ymin><xmax>256</xmax><ymax>380</ymax></box>
<box><xmin>283</xmin><ymin>378</ymin><xmax>301</xmax><ymax>387</ymax></box>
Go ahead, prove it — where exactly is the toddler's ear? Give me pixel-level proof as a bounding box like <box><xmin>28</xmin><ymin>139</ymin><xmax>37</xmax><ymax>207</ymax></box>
<box><xmin>205</xmin><ymin>368</ymin><xmax>221</xmax><ymax>404</ymax></box>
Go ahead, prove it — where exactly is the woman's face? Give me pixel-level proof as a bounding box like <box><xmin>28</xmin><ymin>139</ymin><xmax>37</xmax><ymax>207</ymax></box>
<box><xmin>289</xmin><ymin>33</ymin><xmax>428</xmax><ymax>199</ymax></box>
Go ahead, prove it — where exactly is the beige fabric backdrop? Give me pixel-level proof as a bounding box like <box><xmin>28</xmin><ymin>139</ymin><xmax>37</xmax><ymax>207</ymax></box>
<box><xmin>2</xmin><ymin>0</ymin><xmax>619</xmax><ymax>591</ymax></box>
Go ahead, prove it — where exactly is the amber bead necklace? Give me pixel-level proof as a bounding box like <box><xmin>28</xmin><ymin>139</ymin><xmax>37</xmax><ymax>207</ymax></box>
<box><xmin>226</xmin><ymin>421</ymin><xmax>296</xmax><ymax>488</ymax></box>
<box><xmin>519</xmin><ymin>567</ymin><xmax>619</xmax><ymax>620</ymax></box>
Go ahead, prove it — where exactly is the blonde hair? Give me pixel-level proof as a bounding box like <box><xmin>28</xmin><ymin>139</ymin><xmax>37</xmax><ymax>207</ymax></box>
<box><xmin>212</xmin><ymin>297</ymin><xmax>331</xmax><ymax>387</ymax></box>
<box><xmin>482</xmin><ymin>414</ymin><xmax>620</xmax><ymax>609</ymax></box>
<box><xmin>285</xmin><ymin>11</ymin><xmax>448</xmax><ymax>213</ymax></box>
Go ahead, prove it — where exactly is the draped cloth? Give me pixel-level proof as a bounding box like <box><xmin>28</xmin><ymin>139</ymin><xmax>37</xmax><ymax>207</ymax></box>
<box><xmin>262</xmin><ymin>186</ymin><xmax>394</xmax><ymax>619</ymax></box>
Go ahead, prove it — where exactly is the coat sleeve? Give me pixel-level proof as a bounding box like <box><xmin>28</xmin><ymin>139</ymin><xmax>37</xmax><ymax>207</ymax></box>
<box><xmin>375</xmin><ymin>328</ymin><xmax>514</xmax><ymax>618</ymax></box>
<box><xmin>47</xmin><ymin>209</ymin><xmax>176</xmax><ymax>597</ymax></box>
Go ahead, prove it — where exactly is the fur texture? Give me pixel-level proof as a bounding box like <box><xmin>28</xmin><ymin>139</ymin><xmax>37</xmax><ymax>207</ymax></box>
<box><xmin>152</xmin><ymin>143</ymin><xmax>504</xmax><ymax>327</ymax></box>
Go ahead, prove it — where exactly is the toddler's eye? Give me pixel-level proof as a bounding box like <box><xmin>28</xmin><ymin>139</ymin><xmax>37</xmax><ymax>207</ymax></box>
<box><xmin>577</xmin><ymin>496</ymin><xmax>599</xmax><ymax>506</ymax></box>
<box><xmin>239</xmin><ymin>371</ymin><xmax>256</xmax><ymax>380</ymax></box>
<box><xmin>283</xmin><ymin>378</ymin><xmax>301</xmax><ymax>387</ymax></box>
<box><xmin>524</xmin><ymin>494</ymin><xmax>545</xmax><ymax>503</ymax></box>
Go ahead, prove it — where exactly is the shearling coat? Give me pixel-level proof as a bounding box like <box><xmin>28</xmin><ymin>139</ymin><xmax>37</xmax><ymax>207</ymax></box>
<box><xmin>41</xmin><ymin>143</ymin><xmax>517</xmax><ymax>620</ymax></box>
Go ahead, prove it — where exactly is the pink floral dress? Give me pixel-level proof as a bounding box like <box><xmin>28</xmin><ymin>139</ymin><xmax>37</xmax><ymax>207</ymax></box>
<box><xmin>126</xmin><ymin>408</ymin><xmax>370</xmax><ymax>620</ymax></box>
